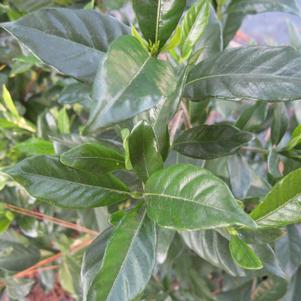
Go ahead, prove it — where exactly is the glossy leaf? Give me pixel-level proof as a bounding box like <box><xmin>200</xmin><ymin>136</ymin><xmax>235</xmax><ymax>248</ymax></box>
<box><xmin>271</xmin><ymin>103</ymin><xmax>288</xmax><ymax>145</ymax></box>
<box><xmin>178</xmin><ymin>0</ymin><xmax>210</xmax><ymax>60</ymax></box>
<box><xmin>181</xmin><ymin>230</ymin><xmax>246</xmax><ymax>276</ymax></box>
<box><xmin>223</xmin><ymin>0</ymin><xmax>301</xmax><ymax>46</ymax></box>
<box><xmin>1</xmin><ymin>8</ymin><xmax>129</xmax><ymax>82</ymax></box>
<box><xmin>173</xmin><ymin>124</ymin><xmax>253</xmax><ymax>160</ymax></box>
<box><xmin>85</xmin><ymin>36</ymin><xmax>176</xmax><ymax>132</ymax></box>
<box><xmin>144</xmin><ymin>164</ymin><xmax>256</xmax><ymax>230</ymax></box>
<box><xmin>82</xmin><ymin>206</ymin><xmax>156</xmax><ymax>301</ymax></box>
<box><xmin>4</xmin><ymin>155</ymin><xmax>130</xmax><ymax>209</ymax></box>
<box><xmin>139</xmin><ymin>67</ymin><xmax>189</xmax><ymax>159</ymax></box>
<box><xmin>251</xmin><ymin>168</ymin><xmax>301</xmax><ymax>227</ymax></box>
<box><xmin>129</xmin><ymin>121</ymin><xmax>163</xmax><ymax>182</ymax></box>
<box><xmin>192</xmin><ymin>4</ymin><xmax>223</xmax><ymax>62</ymax></box>
<box><xmin>229</xmin><ymin>235</ymin><xmax>263</xmax><ymax>270</ymax></box>
<box><xmin>132</xmin><ymin>0</ymin><xmax>186</xmax><ymax>48</ymax></box>
<box><xmin>60</xmin><ymin>143</ymin><xmax>125</xmax><ymax>173</ymax></box>
<box><xmin>185</xmin><ymin>47</ymin><xmax>301</xmax><ymax>102</ymax></box>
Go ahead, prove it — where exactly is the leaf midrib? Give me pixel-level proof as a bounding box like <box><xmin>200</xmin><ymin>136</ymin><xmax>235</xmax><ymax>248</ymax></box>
<box><xmin>15</xmin><ymin>168</ymin><xmax>129</xmax><ymax>195</ymax></box>
<box><xmin>104</xmin><ymin>211</ymin><xmax>146</xmax><ymax>300</ymax></box>
<box><xmin>144</xmin><ymin>192</ymin><xmax>237</xmax><ymax>215</ymax></box>
<box><xmin>186</xmin><ymin>73</ymin><xmax>301</xmax><ymax>86</ymax></box>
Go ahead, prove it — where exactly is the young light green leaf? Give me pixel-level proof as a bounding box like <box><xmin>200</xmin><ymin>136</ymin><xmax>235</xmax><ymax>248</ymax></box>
<box><xmin>173</xmin><ymin>124</ymin><xmax>253</xmax><ymax>160</ymax></box>
<box><xmin>2</xmin><ymin>85</ymin><xmax>19</xmax><ymax>118</ymax></box>
<box><xmin>57</xmin><ymin>107</ymin><xmax>70</xmax><ymax>134</ymax></box>
<box><xmin>3</xmin><ymin>155</ymin><xmax>130</xmax><ymax>209</ymax></box>
<box><xmin>1</xmin><ymin>8</ymin><xmax>129</xmax><ymax>82</ymax></box>
<box><xmin>251</xmin><ymin>168</ymin><xmax>301</xmax><ymax>227</ymax></box>
<box><xmin>60</xmin><ymin>143</ymin><xmax>125</xmax><ymax>173</ymax></box>
<box><xmin>178</xmin><ymin>0</ymin><xmax>210</xmax><ymax>61</ymax></box>
<box><xmin>229</xmin><ymin>235</ymin><xmax>263</xmax><ymax>270</ymax></box>
<box><xmin>13</xmin><ymin>138</ymin><xmax>55</xmax><ymax>155</ymax></box>
<box><xmin>82</xmin><ymin>206</ymin><xmax>156</xmax><ymax>301</ymax></box>
<box><xmin>129</xmin><ymin>121</ymin><xmax>163</xmax><ymax>182</ymax></box>
<box><xmin>132</xmin><ymin>0</ymin><xmax>186</xmax><ymax>49</ymax></box>
<box><xmin>186</xmin><ymin>47</ymin><xmax>301</xmax><ymax>102</ymax></box>
<box><xmin>85</xmin><ymin>36</ymin><xmax>176</xmax><ymax>132</ymax></box>
<box><xmin>144</xmin><ymin>164</ymin><xmax>256</xmax><ymax>230</ymax></box>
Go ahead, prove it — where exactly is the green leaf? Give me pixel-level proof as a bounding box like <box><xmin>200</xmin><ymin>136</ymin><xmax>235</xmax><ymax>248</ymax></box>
<box><xmin>57</xmin><ymin>107</ymin><xmax>70</xmax><ymax>134</ymax></box>
<box><xmin>271</xmin><ymin>103</ymin><xmax>288</xmax><ymax>145</ymax></box>
<box><xmin>129</xmin><ymin>121</ymin><xmax>163</xmax><ymax>182</ymax></box>
<box><xmin>132</xmin><ymin>0</ymin><xmax>186</xmax><ymax>49</ymax></box>
<box><xmin>60</xmin><ymin>143</ymin><xmax>125</xmax><ymax>173</ymax></box>
<box><xmin>235</xmin><ymin>102</ymin><xmax>268</xmax><ymax>132</ymax></box>
<box><xmin>82</xmin><ymin>206</ymin><xmax>156</xmax><ymax>301</ymax></box>
<box><xmin>229</xmin><ymin>235</ymin><xmax>263</xmax><ymax>270</ymax></box>
<box><xmin>173</xmin><ymin>124</ymin><xmax>253</xmax><ymax>160</ymax></box>
<box><xmin>181</xmin><ymin>230</ymin><xmax>246</xmax><ymax>276</ymax></box>
<box><xmin>138</xmin><ymin>67</ymin><xmax>189</xmax><ymax>160</ymax></box>
<box><xmin>275</xmin><ymin>225</ymin><xmax>301</xmax><ymax>278</ymax></box>
<box><xmin>178</xmin><ymin>0</ymin><xmax>210</xmax><ymax>61</ymax></box>
<box><xmin>156</xmin><ymin>227</ymin><xmax>175</xmax><ymax>264</ymax></box>
<box><xmin>227</xmin><ymin>155</ymin><xmax>251</xmax><ymax>199</ymax></box>
<box><xmin>252</xmin><ymin>276</ymin><xmax>287</xmax><ymax>301</ymax></box>
<box><xmin>251</xmin><ymin>168</ymin><xmax>301</xmax><ymax>227</ymax></box>
<box><xmin>1</xmin><ymin>8</ymin><xmax>129</xmax><ymax>82</ymax></box>
<box><xmin>2</xmin><ymin>85</ymin><xmax>19</xmax><ymax>118</ymax></box>
<box><xmin>13</xmin><ymin>138</ymin><xmax>55</xmax><ymax>155</ymax></box>
<box><xmin>223</xmin><ymin>0</ymin><xmax>301</xmax><ymax>46</ymax></box>
<box><xmin>144</xmin><ymin>164</ymin><xmax>256</xmax><ymax>230</ymax></box>
<box><xmin>282</xmin><ymin>267</ymin><xmax>301</xmax><ymax>301</ymax></box>
<box><xmin>85</xmin><ymin>36</ymin><xmax>176</xmax><ymax>132</ymax></box>
<box><xmin>185</xmin><ymin>47</ymin><xmax>301</xmax><ymax>102</ymax></box>
<box><xmin>191</xmin><ymin>4</ymin><xmax>223</xmax><ymax>62</ymax></box>
<box><xmin>0</xmin><ymin>234</ymin><xmax>40</xmax><ymax>271</ymax></box>
<box><xmin>4</xmin><ymin>155</ymin><xmax>130</xmax><ymax>209</ymax></box>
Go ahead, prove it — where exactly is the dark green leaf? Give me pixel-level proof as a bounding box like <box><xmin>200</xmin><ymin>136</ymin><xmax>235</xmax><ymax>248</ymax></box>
<box><xmin>227</xmin><ymin>155</ymin><xmax>251</xmax><ymax>199</ymax></box>
<box><xmin>0</xmin><ymin>234</ymin><xmax>40</xmax><ymax>271</ymax></box>
<box><xmin>1</xmin><ymin>8</ymin><xmax>129</xmax><ymax>82</ymax></box>
<box><xmin>145</xmin><ymin>164</ymin><xmax>256</xmax><ymax>230</ymax></box>
<box><xmin>271</xmin><ymin>103</ymin><xmax>288</xmax><ymax>145</ymax></box>
<box><xmin>82</xmin><ymin>206</ymin><xmax>156</xmax><ymax>301</ymax></box>
<box><xmin>181</xmin><ymin>230</ymin><xmax>246</xmax><ymax>276</ymax></box>
<box><xmin>132</xmin><ymin>0</ymin><xmax>186</xmax><ymax>48</ymax></box>
<box><xmin>252</xmin><ymin>276</ymin><xmax>287</xmax><ymax>301</ymax></box>
<box><xmin>173</xmin><ymin>124</ymin><xmax>253</xmax><ymax>160</ymax></box>
<box><xmin>129</xmin><ymin>121</ymin><xmax>163</xmax><ymax>182</ymax></box>
<box><xmin>186</xmin><ymin>47</ymin><xmax>301</xmax><ymax>102</ymax></box>
<box><xmin>60</xmin><ymin>143</ymin><xmax>125</xmax><ymax>173</ymax></box>
<box><xmin>138</xmin><ymin>67</ymin><xmax>189</xmax><ymax>160</ymax></box>
<box><xmin>85</xmin><ymin>36</ymin><xmax>176</xmax><ymax>132</ymax></box>
<box><xmin>4</xmin><ymin>155</ymin><xmax>130</xmax><ymax>209</ymax></box>
<box><xmin>229</xmin><ymin>235</ymin><xmax>263</xmax><ymax>270</ymax></box>
<box><xmin>282</xmin><ymin>267</ymin><xmax>301</xmax><ymax>301</ymax></box>
<box><xmin>251</xmin><ymin>168</ymin><xmax>301</xmax><ymax>227</ymax></box>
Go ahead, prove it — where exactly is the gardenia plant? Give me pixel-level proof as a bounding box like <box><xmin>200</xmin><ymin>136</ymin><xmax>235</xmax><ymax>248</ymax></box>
<box><xmin>1</xmin><ymin>0</ymin><xmax>301</xmax><ymax>300</ymax></box>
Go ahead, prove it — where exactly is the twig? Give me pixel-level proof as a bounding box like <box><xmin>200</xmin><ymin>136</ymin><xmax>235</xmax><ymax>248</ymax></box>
<box><xmin>241</xmin><ymin>146</ymin><xmax>268</xmax><ymax>154</ymax></box>
<box><xmin>169</xmin><ymin>110</ymin><xmax>184</xmax><ymax>144</ymax></box>
<box><xmin>4</xmin><ymin>204</ymin><xmax>99</xmax><ymax>236</ymax></box>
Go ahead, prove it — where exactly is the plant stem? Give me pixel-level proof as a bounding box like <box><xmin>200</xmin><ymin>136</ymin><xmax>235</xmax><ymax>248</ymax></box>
<box><xmin>4</xmin><ymin>203</ymin><xmax>99</xmax><ymax>236</ymax></box>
